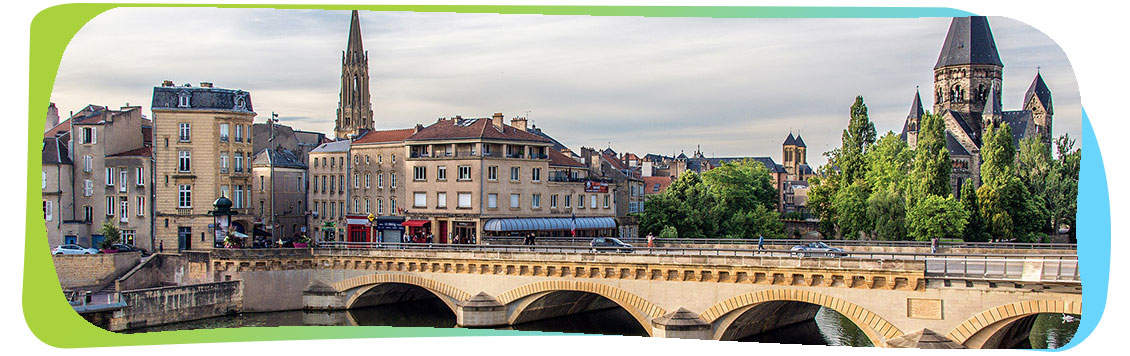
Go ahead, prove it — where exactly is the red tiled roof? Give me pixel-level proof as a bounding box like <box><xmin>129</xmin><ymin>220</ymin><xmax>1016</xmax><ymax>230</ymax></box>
<box><xmin>108</xmin><ymin>146</ymin><xmax>152</xmax><ymax>158</ymax></box>
<box><xmin>353</xmin><ymin>128</ymin><xmax>416</xmax><ymax>144</ymax></box>
<box><xmin>602</xmin><ymin>153</ymin><xmax>627</xmax><ymax>170</ymax></box>
<box><xmin>406</xmin><ymin>118</ymin><xmax>553</xmax><ymax>143</ymax></box>
<box><xmin>623</xmin><ymin>153</ymin><xmax>640</xmax><ymax>161</ymax></box>
<box><xmin>548</xmin><ymin>148</ymin><xmax>585</xmax><ymax>167</ymax></box>
<box><xmin>44</xmin><ymin>118</ymin><xmax>71</xmax><ymax>138</ymax></box>
<box><xmin>642</xmin><ymin>176</ymin><xmax>675</xmax><ymax>194</ymax></box>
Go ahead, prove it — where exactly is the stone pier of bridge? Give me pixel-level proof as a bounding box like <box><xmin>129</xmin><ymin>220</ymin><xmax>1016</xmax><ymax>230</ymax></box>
<box><xmin>205</xmin><ymin>248</ymin><xmax>1080</xmax><ymax>348</ymax></box>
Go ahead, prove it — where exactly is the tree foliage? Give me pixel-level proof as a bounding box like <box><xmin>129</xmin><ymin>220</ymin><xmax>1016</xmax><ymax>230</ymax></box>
<box><xmin>960</xmin><ymin>180</ymin><xmax>990</xmax><ymax>242</ymax></box>
<box><xmin>906</xmin><ymin>194</ymin><xmax>968</xmax><ymax>241</ymax></box>
<box><xmin>641</xmin><ymin>161</ymin><xmax>783</xmax><ymax>239</ymax></box>
<box><xmin>837</xmin><ymin>96</ymin><xmax>877</xmax><ymax>184</ymax></box>
<box><xmin>98</xmin><ymin>220</ymin><xmax>120</xmax><ymax>250</ymax></box>
<box><xmin>975</xmin><ymin>124</ymin><xmax>1050</xmax><ymax>242</ymax></box>
<box><xmin>833</xmin><ymin>182</ymin><xmax>870</xmax><ymax>240</ymax></box>
<box><xmin>867</xmin><ymin>187</ymin><xmax>907</xmax><ymax>240</ymax></box>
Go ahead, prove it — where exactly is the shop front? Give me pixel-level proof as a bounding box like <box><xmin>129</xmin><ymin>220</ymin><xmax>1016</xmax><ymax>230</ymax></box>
<box><xmin>482</xmin><ymin>217</ymin><xmax>617</xmax><ymax>238</ymax></box>
<box><xmin>453</xmin><ymin>221</ymin><xmax>478</xmax><ymax>244</ymax></box>
<box><xmin>401</xmin><ymin>219</ymin><xmax>431</xmax><ymax>243</ymax></box>
<box><xmin>345</xmin><ymin>215</ymin><xmax>371</xmax><ymax>243</ymax></box>
<box><xmin>374</xmin><ymin>216</ymin><xmax>405</xmax><ymax>243</ymax></box>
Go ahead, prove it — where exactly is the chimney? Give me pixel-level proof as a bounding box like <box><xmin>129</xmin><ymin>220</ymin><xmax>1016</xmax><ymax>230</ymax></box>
<box><xmin>162</xmin><ymin>80</ymin><xmax>174</xmax><ymax>87</ymax></box>
<box><xmin>491</xmin><ymin>112</ymin><xmax>504</xmax><ymax>130</ymax></box>
<box><xmin>199</xmin><ymin>82</ymin><xmax>213</xmax><ymax>88</ymax></box>
<box><xmin>510</xmin><ymin>116</ymin><xmax>528</xmax><ymax>131</ymax></box>
<box><xmin>414</xmin><ymin>123</ymin><xmax>424</xmax><ymax>133</ymax></box>
<box><xmin>560</xmin><ymin>148</ymin><xmax>573</xmax><ymax>157</ymax></box>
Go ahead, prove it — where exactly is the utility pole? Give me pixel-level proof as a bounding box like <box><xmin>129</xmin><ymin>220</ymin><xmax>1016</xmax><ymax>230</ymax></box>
<box><xmin>269</xmin><ymin>112</ymin><xmax>278</xmax><ymax>243</ymax></box>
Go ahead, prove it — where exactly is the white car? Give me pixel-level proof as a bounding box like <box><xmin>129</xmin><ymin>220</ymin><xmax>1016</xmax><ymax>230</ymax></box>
<box><xmin>52</xmin><ymin>244</ymin><xmax>99</xmax><ymax>255</ymax></box>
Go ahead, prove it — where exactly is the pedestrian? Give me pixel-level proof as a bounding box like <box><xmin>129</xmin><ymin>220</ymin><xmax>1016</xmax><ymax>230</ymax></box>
<box><xmin>931</xmin><ymin>237</ymin><xmax>938</xmax><ymax>254</ymax></box>
<box><xmin>159</xmin><ymin>240</ymin><xmax>163</xmax><ymax>253</ymax></box>
<box><xmin>646</xmin><ymin>233</ymin><xmax>655</xmax><ymax>248</ymax></box>
<box><xmin>757</xmin><ymin>234</ymin><xmax>765</xmax><ymax>254</ymax></box>
<box><xmin>427</xmin><ymin>232</ymin><xmax>434</xmax><ymax>244</ymax></box>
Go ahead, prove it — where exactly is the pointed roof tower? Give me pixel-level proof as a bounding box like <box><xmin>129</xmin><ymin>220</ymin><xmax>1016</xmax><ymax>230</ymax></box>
<box><xmin>783</xmin><ymin>133</ymin><xmax>796</xmax><ymax>146</ymax></box>
<box><xmin>794</xmin><ymin>134</ymin><xmax>807</xmax><ymax>148</ymax></box>
<box><xmin>985</xmin><ymin>82</ymin><xmax>1002</xmax><ymax>116</ymax></box>
<box><xmin>1024</xmin><ymin>71</ymin><xmax>1053</xmax><ymax>115</ymax></box>
<box><xmin>345</xmin><ymin>10</ymin><xmax>365</xmax><ymax>64</ymax></box>
<box><xmin>909</xmin><ymin>90</ymin><xmax>925</xmax><ymax>120</ymax></box>
<box><xmin>934</xmin><ymin>16</ymin><xmax>1003</xmax><ymax>69</ymax></box>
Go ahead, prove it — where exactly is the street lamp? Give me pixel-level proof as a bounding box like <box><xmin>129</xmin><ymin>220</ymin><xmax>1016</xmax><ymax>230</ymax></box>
<box><xmin>209</xmin><ymin>196</ymin><xmax>236</xmax><ymax>248</ymax></box>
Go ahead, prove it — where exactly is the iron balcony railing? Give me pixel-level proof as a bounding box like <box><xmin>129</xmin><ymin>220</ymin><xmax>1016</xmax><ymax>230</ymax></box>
<box><xmin>480</xmin><ymin>236</ymin><xmax>1078</xmax><ymax>250</ymax></box>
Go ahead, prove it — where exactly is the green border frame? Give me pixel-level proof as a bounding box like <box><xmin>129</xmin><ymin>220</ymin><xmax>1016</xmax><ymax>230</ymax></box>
<box><xmin>26</xmin><ymin>3</ymin><xmax>1051</xmax><ymax>348</ymax></box>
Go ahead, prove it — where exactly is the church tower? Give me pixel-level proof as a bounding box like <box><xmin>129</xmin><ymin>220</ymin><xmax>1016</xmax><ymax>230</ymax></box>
<box><xmin>1023</xmin><ymin>71</ymin><xmax>1054</xmax><ymax>146</ymax></box>
<box><xmin>933</xmin><ymin>16</ymin><xmax>1003</xmax><ymax>138</ymax></box>
<box><xmin>336</xmin><ymin>10</ymin><xmax>375</xmax><ymax>139</ymax></box>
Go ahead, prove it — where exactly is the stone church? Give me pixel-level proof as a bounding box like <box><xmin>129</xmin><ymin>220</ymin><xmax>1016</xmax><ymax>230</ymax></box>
<box><xmin>901</xmin><ymin>16</ymin><xmax>1054</xmax><ymax>197</ymax></box>
<box><xmin>335</xmin><ymin>10</ymin><xmax>376</xmax><ymax>139</ymax></box>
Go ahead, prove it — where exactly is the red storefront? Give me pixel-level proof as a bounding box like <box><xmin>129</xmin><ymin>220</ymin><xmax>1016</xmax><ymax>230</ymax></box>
<box><xmin>345</xmin><ymin>215</ymin><xmax>373</xmax><ymax>243</ymax></box>
<box><xmin>401</xmin><ymin>219</ymin><xmax>430</xmax><ymax>242</ymax></box>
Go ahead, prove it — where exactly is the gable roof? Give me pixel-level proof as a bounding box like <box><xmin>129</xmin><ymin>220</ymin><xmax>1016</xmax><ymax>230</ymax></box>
<box><xmin>107</xmin><ymin>146</ymin><xmax>152</xmax><ymax>158</ymax></box>
<box><xmin>602</xmin><ymin>153</ymin><xmax>628</xmax><ymax>170</ymax></box>
<box><xmin>642</xmin><ymin>176</ymin><xmax>675</xmax><ymax>194</ymax></box>
<box><xmin>944</xmin><ymin>110</ymin><xmax>982</xmax><ymax>147</ymax></box>
<box><xmin>253</xmin><ymin>148</ymin><xmax>307</xmax><ymax>169</ymax></box>
<box><xmin>406</xmin><ymin>118</ymin><xmax>554</xmax><ymax>143</ymax></box>
<box><xmin>548</xmin><ymin>148</ymin><xmax>585</xmax><ymax>168</ymax></box>
<box><xmin>794</xmin><ymin>135</ymin><xmax>807</xmax><ymax>148</ymax></box>
<box><xmin>44</xmin><ymin>118</ymin><xmax>72</xmax><ymax>138</ymax></box>
<box><xmin>310</xmin><ymin>139</ymin><xmax>350</xmax><ymax>153</ymax></box>
<box><xmin>1024</xmin><ymin>72</ymin><xmax>1053</xmax><ymax>115</ymax></box>
<box><xmin>353</xmin><ymin>128</ymin><xmax>416</xmax><ymax>144</ymax></box>
<box><xmin>42</xmin><ymin>135</ymin><xmax>72</xmax><ymax>165</ymax></box>
<box><xmin>909</xmin><ymin>90</ymin><xmax>925</xmax><ymax>120</ymax></box>
<box><xmin>945</xmin><ymin>132</ymin><xmax>971</xmax><ymax>156</ymax></box>
<box><xmin>935</xmin><ymin>16</ymin><xmax>1003</xmax><ymax>69</ymax></box>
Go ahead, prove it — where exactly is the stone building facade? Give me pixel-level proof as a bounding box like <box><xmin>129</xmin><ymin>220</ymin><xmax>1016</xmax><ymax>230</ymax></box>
<box><xmin>152</xmin><ymin>81</ymin><xmax>257</xmax><ymax>251</ymax></box>
<box><xmin>308</xmin><ymin>140</ymin><xmax>351</xmax><ymax>241</ymax></box>
<box><xmin>335</xmin><ymin>10</ymin><xmax>374</xmax><ymax>139</ymax></box>
<box><xmin>343</xmin><ymin>128</ymin><xmax>414</xmax><ymax>242</ymax></box>
<box><xmin>252</xmin><ymin>148</ymin><xmax>308</xmax><ymax>240</ymax></box>
<box><xmin>42</xmin><ymin>132</ymin><xmax>73</xmax><ymax>248</ymax></box>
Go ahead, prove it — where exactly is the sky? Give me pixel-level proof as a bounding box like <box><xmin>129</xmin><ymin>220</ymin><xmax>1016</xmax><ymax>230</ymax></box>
<box><xmin>49</xmin><ymin>8</ymin><xmax>1081</xmax><ymax>168</ymax></box>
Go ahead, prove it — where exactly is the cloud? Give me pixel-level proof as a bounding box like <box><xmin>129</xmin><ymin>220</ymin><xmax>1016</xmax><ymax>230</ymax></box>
<box><xmin>50</xmin><ymin>9</ymin><xmax>1081</xmax><ymax>168</ymax></box>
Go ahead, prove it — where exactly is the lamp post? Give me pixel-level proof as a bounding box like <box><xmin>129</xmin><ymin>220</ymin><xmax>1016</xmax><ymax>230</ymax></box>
<box><xmin>209</xmin><ymin>196</ymin><xmax>236</xmax><ymax>248</ymax></box>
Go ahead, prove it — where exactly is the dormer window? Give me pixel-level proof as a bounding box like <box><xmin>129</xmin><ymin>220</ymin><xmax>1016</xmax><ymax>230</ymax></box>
<box><xmin>177</xmin><ymin>91</ymin><xmax>191</xmax><ymax>108</ymax></box>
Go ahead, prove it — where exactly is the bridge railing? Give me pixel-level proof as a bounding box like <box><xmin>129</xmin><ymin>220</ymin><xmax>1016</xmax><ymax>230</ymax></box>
<box><xmin>312</xmin><ymin>241</ymin><xmax>1079</xmax><ymax>283</ymax></box>
<box><xmin>479</xmin><ymin>237</ymin><xmax>1077</xmax><ymax>250</ymax></box>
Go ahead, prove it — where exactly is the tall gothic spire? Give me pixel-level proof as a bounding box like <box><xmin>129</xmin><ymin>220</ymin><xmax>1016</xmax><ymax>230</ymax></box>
<box><xmin>336</xmin><ymin>10</ymin><xmax>374</xmax><ymax>139</ymax></box>
<box><xmin>345</xmin><ymin>10</ymin><xmax>365</xmax><ymax>64</ymax></box>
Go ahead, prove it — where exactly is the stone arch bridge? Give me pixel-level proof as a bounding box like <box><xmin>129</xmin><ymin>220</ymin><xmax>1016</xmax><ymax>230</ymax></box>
<box><xmin>207</xmin><ymin>248</ymin><xmax>1080</xmax><ymax>348</ymax></box>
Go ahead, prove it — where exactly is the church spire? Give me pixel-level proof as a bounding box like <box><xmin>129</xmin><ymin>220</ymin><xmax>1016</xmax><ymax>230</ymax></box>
<box><xmin>345</xmin><ymin>10</ymin><xmax>365</xmax><ymax>64</ymax></box>
<box><xmin>336</xmin><ymin>10</ymin><xmax>374</xmax><ymax>139</ymax></box>
<box><xmin>935</xmin><ymin>16</ymin><xmax>1003</xmax><ymax>70</ymax></box>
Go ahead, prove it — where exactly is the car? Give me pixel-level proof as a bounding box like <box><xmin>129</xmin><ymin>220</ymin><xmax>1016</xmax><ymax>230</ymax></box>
<box><xmin>590</xmin><ymin>237</ymin><xmax>633</xmax><ymax>253</ymax></box>
<box><xmin>52</xmin><ymin>244</ymin><xmax>99</xmax><ymax>255</ymax></box>
<box><xmin>789</xmin><ymin>242</ymin><xmax>846</xmax><ymax>257</ymax></box>
<box><xmin>109</xmin><ymin>244</ymin><xmax>145</xmax><ymax>254</ymax></box>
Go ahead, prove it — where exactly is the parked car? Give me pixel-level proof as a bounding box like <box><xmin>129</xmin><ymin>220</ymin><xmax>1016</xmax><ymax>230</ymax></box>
<box><xmin>52</xmin><ymin>244</ymin><xmax>99</xmax><ymax>255</ymax></box>
<box><xmin>789</xmin><ymin>242</ymin><xmax>846</xmax><ymax>257</ymax></box>
<box><xmin>109</xmin><ymin>244</ymin><xmax>145</xmax><ymax>254</ymax></box>
<box><xmin>590</xmin><ymin>237</ymin><xmax>633</xmax><ymax>253</ymax></box>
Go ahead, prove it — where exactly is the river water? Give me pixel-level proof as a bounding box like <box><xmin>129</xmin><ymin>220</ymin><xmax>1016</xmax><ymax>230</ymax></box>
<box><xmin>127</xmin><ymin>299</ymin><xmax>1078</xmax><ymax>348</ymax></box>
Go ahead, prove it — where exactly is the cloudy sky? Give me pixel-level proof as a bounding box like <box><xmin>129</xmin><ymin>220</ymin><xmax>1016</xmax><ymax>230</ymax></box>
<box><xmin>50</xmin><ymin>8</ymin><xmax>1080</xmax><ymax>167</ymax></box>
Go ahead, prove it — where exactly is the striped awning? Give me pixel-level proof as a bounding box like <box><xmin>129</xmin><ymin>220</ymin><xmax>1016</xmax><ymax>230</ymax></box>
<box><xmin>482</xmin><ymin>217</ymin><xmax>616</xmax><ymax>232</ymax></box>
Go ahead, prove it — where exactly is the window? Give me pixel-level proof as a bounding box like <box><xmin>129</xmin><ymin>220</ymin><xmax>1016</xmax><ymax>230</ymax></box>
<box><xmin>330</xmin><ymin>157</ymin><xmax>334</xmax><ymax>168</ymax></box>
<box><xmin>105</xmin><ymin>167</ymin><xmax>115</xmax><ymax>186</ymax></box>
<box><xmin>353</xmin><ymin>173</ymin><xmax>359</xmax><ymax>188</ymax></box>
<box><xmin>121</xmin><ymin>230</ymin><xmax>136</xmax><ymax>245</ymax></box>
<box><xmin>259</xmin><ymin>176</ymin><xmax>265</xmax><ymax>191</ymax></box>
<box><xmin>488</xmin><ymin>166</ymin><xmax>498</xmax><ymax>181</ymax></box>
<box><xmin>136</xmin><ymin>167</ymin><xmax>144</xmax><ymax>186</ymax></box>
<box><xmin>390</xmin><ymin>198</ymin><xmax>397</xmax><ymax>214</ymax></box>
<box><xmin>377</xmin><ymin>173</ymin><xmax>384</xmax><ymax>188</ymax></box>
<box><xmin>510</xmin><ymin>167</ymin><xmax>520</xmax><ymax>181</ymax></box>
<box><xmin>329</xmin><ymin>175</ymin><xmax>335</xmax><ymax>191</ymax></box>
<box><xmin>338</xmin><ymin>175</ymin><xmax>344</xmax><ymax>192</ymax></box>
<box><xmin>83</xmin><ymin>179</ymin><xmax>93</xmax><ymax>197</ymax></box>
<box><xmin>235</xmin><ymin>124</ymin><xmax>243</xmax><ymax>142</ymax></box>
<box><xmin>437</xmin><ymin>166</ymin><xmax>447</xmax><ymax>181</ymax></box>
<box><xmin>220</xmin><ymin>152</ymin><xmax>229</xmax><ymax>173</ymax></box>
<box><xmin>83</xmin><ymin>155</ymin><xmax>93</xmax><ymax>172</ymax></box>
<box><xmin>510</xmin><ymin>194</ymin><xmax>520</xmax><ymax>208</ymax></box>
<box><xmin>458</xmin><ymin>193</ymin><xmax>471</xmax><ymax>209</ymax></box>
<box><xmin>391</xmin><ymin>154</ymin><xmax>396</xmax><ymax>164</ymax></box>
<box><xmin>365</xmin><ymin>173</ymin><xmax>371</xmax><ymax>188</ymax></box>
<box><xmin>353</xmin><ymin>198</ymin><xmax>359</xmax><ymax>213</ymax></box>
<box><xmin>564</xmin><ymin>194</ymin><xmax>572</xmax><ymax>208</ymax></box>
<box><xmin>458</xmin><ymin>166</ymin><xmax>472</xmax><ymax>181</ymax></box>
<box><xmin>42</xmin><ymin>171</ymin><xmax>46</xmax><ymax>190</ymax></box>
<box><xmin>487</xmin><ymin>193</ymin><xmax>498</xmax><ymax>209</ymax></box>
<box><xmin>313</xmin><ymin>157</ymin><xmax>318</xmax><ymax>168</ymax></box>
<box><xmin>604</xmin><ymin>194</ymin><xmax>610</xmax><ymax>208</ymax></box>
<box><xmin>105</xmin><ymin>196</ymin><xmax>114</xmax><ymax>216</ymax></box>
<box><xmin>579</xmin><ymin>194</ymin><xmax>585</xmax><ymax>209</ymax></box>
<box><xmin>366</xmin><ymin>155</ymin><xmax>370</xmax><ymax>165</ymax></box>
<box><xmin>43</xmin><ymin>200</ymin><xmax>52</xmax><ymax>221</ymax></box>
<box><xmin>391</xmin><ymin>172</ymin><xmax>397</xmax><ymax>188</ymax></box>
<box><xmin>234</xmin><ymin>153</ymin><xmax>243</xmax><ymax>172</ymax></box>
<box><xmin>178</xmin><ymin>151</ymin><xmax>191</xmax><ymax>172</ymax></box>
<box><xmin>377</xmin><ymin>199</ymin><xmax>384</xmax><ymax>215</ymax></box>
<box><xmin>178</xmin><ymin>123</ymin><xmax>191</xmax><ymax>141</ymax></box>
<box><xmin>339</xmin><ymin>157</ymin><xmax>344</xmax><ymax>168</ymax></box>
<box><xmin>551</xmin><ymin>194</ymin><xmax>558</xmax><ymax>209</ymax></box>
<box><xmin>219</xmin><ymin>123</ymin><xmax>229</xmax><ymax>142</ymax></box>
<box><xmin>532</xmin><ymin>194</ymin><xmax>541</xmax><ymax>209</ymax></box>
<box><xmin>364</xmin><ymin>198</ymin><xmax>370</xmax><ymax>213</ymax></box>
<box><xmin>234</xmin><ymin>185</ymin><xmax>244</xmax><ymax>208</ymax></box>
<box><xmin>119</xmin><ymin>169</ymin><xmax>127</xmax><ymax>192</ymax></box>
<box><xmin>137</xmin><ymin>196</ymin><xmax>145</xmax><ymax>216</ymax></box>
<box><xmin>437</xmin><ymin>192</ymin><xmax>447</xmax><ymax>208</ymax></box>
<box><xmin>329</xmin><ymin>201</ymin><xmax>335</xmax><ymax>218</ymax></box>
<box><xmin>531</xmin><ymin>168</ymin><xmax>541</xmax><ymax>182</ymax></box>
<box><xmin>591</xmin><ymin>195</ymin><xmax>598</xmax><ymax>209</ymax></box>
<box><xmin>119</xmin><ymin>197</ymin><xmax>128</xmax><ymax>222</ymax></box>
<box><xmin>178</xmin><ymin>184</ymin><xmax>191</xmax><ymax>208</ymax></box>
<box><xmin>414</xmin><ymin>192</ymin><xmax>427</xmax><ymax>208</ymax></box>
<box><xmin>339</xmin><ymin>202</ymin><xmax>344</xmax><ymax>218</ymax></box>
<box><xmin>414</xmin><ymin>166</ymin><xmax>427</xmax><ymax>181</ymax></box>
<box><xmin>322</xmin><ymin>157</ymin><xmax>327</xmax><ymax>167</ymax></box>
<box><xmin>81</xmin><ymin>127</ymin><xmax>96</xmax><ymax>144</ymax></box>
<box><xmin>83</xmin><ymin>206</ymin><xmax>92</xmax><ymax>222</ymax></box>
<box><xmin>354</xmin><ymin>155</ymin><xmax>360</xmax><ymax>166</ymax></box>
<box><xmin>313</xmin><ymin>201</ymin><xmax>319</xmax><ymax>217</ymax></box>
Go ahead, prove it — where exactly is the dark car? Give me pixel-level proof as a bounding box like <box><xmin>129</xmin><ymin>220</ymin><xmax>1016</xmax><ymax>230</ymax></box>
<box><xmin>110</xmin><ymin>244</ymin><xmax>145</xmax><ymax>254</ymax></box>
<box><xmin>590</xmin><ymin>237</ymin><xmax>633</xmax><ymax>253</ymax></box>
<box><xmin>789</xmin><ymin>242</ymin><xmax>846</xmax><ymax>257</ymax></box>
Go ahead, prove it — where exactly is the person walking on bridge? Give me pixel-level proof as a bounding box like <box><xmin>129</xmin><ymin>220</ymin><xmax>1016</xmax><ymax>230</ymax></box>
<box><xmin>758</xmin><ymin>234</ymin><xmax>765</xmax><ymax>254</ymax></box>
<box><xmin>931</xmin><ymin>237</ymin><xmax>938</xmax><ymax>254</ymax></box>
<box><xmin>646</xmin><ymin>233</ymin><xmax>655</xmax><ymax>248</ymax></box>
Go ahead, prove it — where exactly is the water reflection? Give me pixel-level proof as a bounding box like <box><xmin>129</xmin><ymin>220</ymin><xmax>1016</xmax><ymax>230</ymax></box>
<box><xmin>505</xmin><ymin>307</ymin><xmax>647</xmax><ymax>337</ymax></box>
<box><xmin>737</xmin><ymin>307</ymin><xmax>872</xmax><ymax>346</ymax></box>
<box><xmin>1029</xmin><ymin>313</ymin><xmax>1080</xmax><ymax>349</ymax></box>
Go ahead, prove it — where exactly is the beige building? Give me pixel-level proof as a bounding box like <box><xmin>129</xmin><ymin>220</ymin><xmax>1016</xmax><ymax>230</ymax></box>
<box><xmin>152</xmin><ymin>81</ymin><xmax>256</xmax><ymax>251</ymax></box>
<box><xmin>42</xmin><ymin>132</ymin><xmax>73</xmax><ymax>248</ymax></box>
<box><xmin>307</xmin><ymin>140</ymin><xmax>350</xmax><ymax>241</ymax></box>
<box><xmin>343</xmin><ymin>128</ymin><xmax>414</xmax><ymax>242</ymax></box>
<box><xmin>252</xmin><ymin>148</ymin><xmax>308</xmax><ymax>240</ymax></box>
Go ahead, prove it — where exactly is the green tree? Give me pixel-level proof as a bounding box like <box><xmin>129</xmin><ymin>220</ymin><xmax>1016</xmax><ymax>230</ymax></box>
<box><xmin>865</xmin><ymin>132</ymin><xmax>913</xmax><ymax>194</ymax></box>
<box><xmin>833</xmin><ymin>182</ymin><xmax>870</xmax><ymax>240</ymax></box>
<box><xmin>960</xmin><ymin>180</ymin><xmax>990</xmax><ymax>242</ymax></box>
<box><xmin>837</xmin><ymin>96</ymin><xmax>877</xmax><ymax>184</ymax></box>
<box><xmin>806</xmin><ymin>175</ymin><xmax>838</xmax><ymax>238</ymax></box>
<box><xmin>867</xmin><ymin>187</ymin><xmax>907</xmax><ymax>240</ymax></box>
<box><xmin>701</xmin><ymin>158</ymin><xmax>778</xmax><ymax>212</ymax></box>
<box><xmin>721</xmin><ymin>205</ymin><xmax>785</xmax><ymax>239</ymax></box>
<box><xmin>909</xmin><ymin>111</ymin><xmax>951</xmax><ymax>203</ymax></box>
<box><xmin>1017</xmin><ymin>135</ymin><xmax>1054</xmax><ymax>233</ymax></box>
<box><xmin>976</xmin><ymin>124</ymin><xmax>1051</xmax><ymax>242</ymax></box>
<box><xmin>1052</xmin><ymin>134</ymin><xmax>1081</xmax><ymax>242</ymax></box>
<box><xmin>658</xmin><ymin>226</ymin><xmax>678</xmax><ymax>239</ymax></box>
<box><xmin>640</xmin><ymin>172</ymin><xmax>721</xmax><ymax>238</ymax></box>
<box><xmin>97</xmin><ymin>220</ymin><xmax>120</xmax><ymax>250</ymax></box>
<box><xmin>906</xmin><ymin>194</ymin><xmax>969</xmax><ymax>241</ymax></box>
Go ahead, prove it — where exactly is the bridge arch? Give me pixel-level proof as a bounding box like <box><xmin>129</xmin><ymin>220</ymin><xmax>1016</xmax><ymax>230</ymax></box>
<box><xmin>947</xmin><ymin>299</ymin><xmax>1081</xmax><ymax>349</ymax></box>
<box><xmin>700</xmin><ymin>288</ymin><xmax>901</xmax><ymax>346</ymax></box>
<box><xmin>333</xmin><ymin>274</ymin><xmax>472</xmax><ymax>314</ymax></box>
<box><xmin>496</xmin><ymin>281</ymin><xmax>666</xmax><ymax>335</ymax></box>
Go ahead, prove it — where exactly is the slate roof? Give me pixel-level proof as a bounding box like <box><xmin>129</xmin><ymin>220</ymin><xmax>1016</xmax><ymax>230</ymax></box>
<box><xmin>152</xmin><ymin>85</ymin><xmax>254</xmax><ymax>113</ymax></box>
<box><xmin>643</xmin><ymin>153</ymin><xmax>670</xmax><ymax>163</ymax></box>
<box><xmin>527</xmin><ymin>126</ymin><xmax>571</xmax><ymax>152</ymax></box>
<box><xmin>945</xmin><ymin>132</ymin><xmax>971</xmax><ymax>156</ymax></box>
<box><xmin>945</xmin><ymin>110</ymin><xmax>981</xmax><ymax>147</ymax></box>
<box><xmin>794</xmin><ymin>135</ymin><xmax>807</xmax><ymax>148</ymax></box>
<box><xmin>935</xmin><ymin>16</ymin><xmax>1003</xmax><ymax>69</ymax></box>
<box><xmin>783</xmin><ymin>133</ymin><xmax>796</xmax><ymax>146</ymax></box>
<box><xmin>344</xmin><ymin>10</ymin><xmax>365</xmax><ymax>64</ymax></box>
<box><xmin>909</xmin><ymin>91</ymin><xmax>925</xmax><ymax>120</ymax></box>
<box><xmin>42</xmin><ymin>135</ymin><xmax>72</xmax><ymax>165</ymax></box>
<box><xmin>253</xmin><ymin>148</ymin><xmax>308</xmax><ymax>169</ymax></box>
<box><xmin>405</xmin><ymin>118</ymin><xmax>553</xmax><ymax>143</ymax></box>
<box><xmin>548</xmin><ymin>148</ymin><xmax>585</xmax><ymax>168</ymax></box>
<box><xmin>107</xmin><ymin>146</ymin><xmax>152</xmax><ymax>158</ymax></box>
<box><xmin>797</xmin><ymin>164</ymin><xmax>814</xmax><ymax>176</ymax></box>
<box><xmin>70</xmin><ymin>105</ymin><xmax>108</xmax><ymax>125</ymax></box>
<box><xmin>1024</xmin><ymin>72</ymin><xmax>1053</xmax><ymax>114</ymax></box>
<box><xmin>1001</xmin><ymin>110</ymin><xmax>1033</xmax><ymax>148</ymax></box>
<box><xmin>353</xmin><ymin>128</ymin><xmax>416</xmax><ymax>144</ymax></box>
<box><xmin>310</xmin><ymin>139</ymin><xmax>351</xmax><ymax>153</ymax></box>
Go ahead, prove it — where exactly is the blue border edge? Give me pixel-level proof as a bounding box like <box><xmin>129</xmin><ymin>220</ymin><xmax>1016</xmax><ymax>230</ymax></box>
<box><xmin>1057</xmin><ymin>109</ymin><xmax>1108</xmax><ymax>351</ymax></box>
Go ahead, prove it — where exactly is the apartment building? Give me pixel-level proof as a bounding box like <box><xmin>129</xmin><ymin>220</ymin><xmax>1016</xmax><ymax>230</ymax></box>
<box><xmin>307</xmin><ymin>140</ymin><xmax>350</xmax><ymax>241</ymax></box>
<box><xmin>343</xmin><ymin>128</ymin><xmax>414</xmax><ymax>243</ymax></box>
<box><xmin>252</xmin><ymin>148</ymin><xmax>308</xmax><ymax>240</ymax></box>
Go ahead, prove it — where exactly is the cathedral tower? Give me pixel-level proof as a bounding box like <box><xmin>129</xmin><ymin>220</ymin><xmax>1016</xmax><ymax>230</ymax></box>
<box><xmin>1023</xmin><ymin>71</ymin><xmax>1054</xmax><ymax>146</ymax></box>
<box><xmin>336</xmin><ymin>10</ymin><xmax>375</xmax><ymax>139</ymax></box>
<box><xmin>933</xmin><ymin>16</ymin><xmax>1003</xmax><ymax>138</ymax></box>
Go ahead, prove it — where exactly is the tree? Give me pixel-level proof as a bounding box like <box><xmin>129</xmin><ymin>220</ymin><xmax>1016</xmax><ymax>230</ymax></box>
<box><xmin>906</xmin><ymin>195</ymin><xmax>969</xmax><ymax>241</ymax></box>
<box><xmin>658</xmin><ymin>226</ymin><xmax>678</xmax><ymax>239</ymax></box>
<box><xmin>833</xmin><ymin>182</ymin><xmax>870</xmax><ymax>240</ymax></box>
<box><xmin>1017</xmin><ymin>136</ymin><xmax>1054</xmax><ymax>233</ymax></box>
<box><xmin>976</xmin><ymin>124</ymin><xmax>1050</xmax><ymax>242</ymax></box>
<box><xmin>837</xmin><ymin>96</ymin><xmax>877</xmax><ymax>184</ymax></box>
<box><xmin>721</xmin><ymin>205</ymin><xmax>785</xmax><ymax>239</ymax></box>
<box><xmin>1052</xmin><ymin>134</ymin><xmax>1081</xmax><ymax>242</ymax></box>
<box><xmin>960</xmin><ymin>180</ymin><xmax>990</xmax><ymax>242</ymax></box>
<box><xmin>701</xmin><ymin>158</ymin><xmax>778</xmax><ymax>212</ymax></box>
<box><xmin>98</xmin><ymin>220</ymin><xmax>120</xmax><ymax>250</ymax></box>
<box><xmin>867</xmin><ymin>187</ymin><xmax>907</xmax><ymax>240</ymax></box>
<box><xmin>909</xmin><ymin>111</ymin><xmax>951</xmax><ymax>203</ymax></box>
<box><xmin>865</xmin><ymin>132</ymin><xmax>913</xmax><ymax>194</ymax></box>
<box><xmin>806</xmin><ymin>175</ymin><xmax>838</xmax><ymax>238</ymax></box>
<box><xmin>640</xmin><ymin>172</ymin><xmax>719</xmax><ymax>238</ymax></box>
